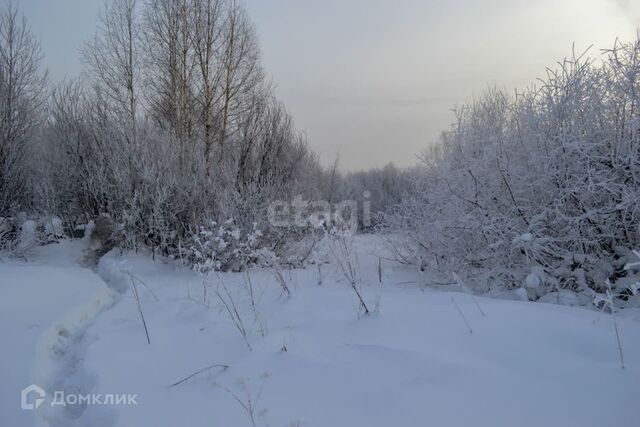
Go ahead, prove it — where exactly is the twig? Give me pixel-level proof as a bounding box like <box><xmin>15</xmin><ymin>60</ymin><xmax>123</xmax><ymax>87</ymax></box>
<box><xmin>417</xmin><ymin>262</ymin><xmax>425</xmax><ymax>290</ymax></box>
<box><xmin>451</xmin><ymin>296</ymin><xmax>473</xmax><ymax>334</ymax></box>
<box><xmin>170</xmin><ymin>363</ymin><xmax>229</xmax><ymax>387</ymax></box>
<box><xmin>317</xmin><ymin>263</ymin><xmax>323</xmax><ymax>286</ymax></box>
<box><xmin>120</xmin><ymin>269</ymin><xmax>159</xmax><ymax>302</ymax></box>
<box><xmin>213</xmin><ymin>374</ymin><xmax>270</xmax><ymax>427</ymax></box>
<box><xmin>130</xmin><ymin>277</ymin><xmax>151</xmax><ymax>344</ymax></box>
<box><xmin>272</xmin><ymin>266</ymin><xmax>291</xmax><ymax>297</ymax></box>
<box><xmin>606</xmin><ymin>280</ymin><xmax>625</xmax><ymax>369</ymax></box>
<box><xmin>329</xmin><ymin>235</ymin><xmax>369</xmax><ymax>314</ymax></box>
<box><xmin>453</xmin><ymin>272</ymin><xmax>486</xmax><ymax>317</ymax></box>
<box><xmin>214</xmin><ymin>274</ymin><xmax>252</xmax><ymax>351</ymax></box>
<box><xmin>243</xmin><ymin>271</ymin><xmax>268</xmax><ymax>337</ymax></box>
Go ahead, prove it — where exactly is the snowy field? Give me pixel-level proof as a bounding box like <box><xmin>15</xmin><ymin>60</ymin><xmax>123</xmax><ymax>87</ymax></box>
<box><xmin>1</xmin><ymin>236</ymin><xmax>639</xmax><ymax>427</ymax></box>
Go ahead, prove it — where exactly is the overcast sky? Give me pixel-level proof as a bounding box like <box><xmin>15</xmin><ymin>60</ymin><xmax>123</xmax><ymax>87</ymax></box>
<box><xmin>6</xmin><ymin>0</ymin><xmax>640</xmax><ymax>170</ymax></box>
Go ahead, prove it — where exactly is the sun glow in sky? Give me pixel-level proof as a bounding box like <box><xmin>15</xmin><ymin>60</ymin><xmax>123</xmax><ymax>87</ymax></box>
<box><xmin>8</xmin><ymin>0</ymin><xmax>640</xmax><ymax>170</ymax></box>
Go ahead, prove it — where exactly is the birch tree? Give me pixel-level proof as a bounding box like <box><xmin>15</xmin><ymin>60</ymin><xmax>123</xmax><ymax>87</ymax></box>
<box><xmin>143</xmin><ymin>0</ymin><xmax>196</xmax><ymax>168</ymax></box>
<box><xmin>0</xmin><ymin>4</ymin><xmax>47</xmax><ymax>215</ymax></box>
<box><xmin>217</xmin><ymin>0</ymin><xmax>263</xmax><ymax>163</ymax></box>
<box><xmin>82</xmin><ymin>0</ymin><xmax>140</xmax><ymax>145</ymax></box>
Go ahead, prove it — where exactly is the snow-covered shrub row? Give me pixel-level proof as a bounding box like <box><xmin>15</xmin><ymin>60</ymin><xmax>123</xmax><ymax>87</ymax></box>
<box><xmin>380</xmin><ymin>39</ymin><xmax>640</xmax><ymax>304</ymax></box>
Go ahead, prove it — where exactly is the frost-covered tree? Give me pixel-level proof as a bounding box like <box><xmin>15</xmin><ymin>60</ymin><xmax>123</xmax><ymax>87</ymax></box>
<box><xmin>0</xmin><ymin>4</ymin><xmax>47</xmax><ymax>215</ymax></box>
<box><xmin>35</xmin><ymin>0</ymin><xmax>320</xmax><ymax>267</ymax></box>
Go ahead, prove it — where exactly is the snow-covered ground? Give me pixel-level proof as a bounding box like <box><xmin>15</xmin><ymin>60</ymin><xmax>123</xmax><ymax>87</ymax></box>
<box><xmin>1</xmin><ymin>236</ymin><xmax>639</xmax><ymax>426</ymax></box>
<box><xmin>0</xmin><ymin>241</ymin><xmax>113</xmax><ymax>426</ymax></box>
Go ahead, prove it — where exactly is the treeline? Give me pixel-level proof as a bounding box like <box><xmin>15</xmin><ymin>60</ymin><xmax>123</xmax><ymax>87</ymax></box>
<box><xmin>0</xmin><ymin>0</ymin><xmax>413</xmax><ymax>262</ymax></box>
<box><xmin>381</xmin><ymin>40</ymin><xmax>640</xmax><ymax>299</ymax></box>
<box><xmin>319</xmin><ymin>160</ymin><xmax>415</xmax><ymax>230</ymax></box>
<box><xmin>1</xmin><ymin>0</ymin><xmax>326</xmax><ymax>256</ymax></box>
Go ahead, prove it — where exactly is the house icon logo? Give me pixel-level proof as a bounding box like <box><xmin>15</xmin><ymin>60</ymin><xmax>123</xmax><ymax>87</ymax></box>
<box><xmin>21</xmin><ymin>384</ymin><xmax>46</xmax><ymax>410</ymax></box>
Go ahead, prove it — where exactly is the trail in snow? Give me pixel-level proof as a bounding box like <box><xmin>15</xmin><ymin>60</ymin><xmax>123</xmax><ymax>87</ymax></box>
<box><xmin>0</xmin><ymin>240</ymin><xmax>130</xmax><ymax>427</ymax></box>
<box><xmin>0</xmin><ymin>249</ymin><xmax>100</xmax><ymax>426</ymax></box>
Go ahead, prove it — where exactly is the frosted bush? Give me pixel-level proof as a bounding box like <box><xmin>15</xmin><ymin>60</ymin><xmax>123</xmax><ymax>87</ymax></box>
<box><xmin>182</xmin><ymin>220</ymin><xmax>267</xmax><ymax>273</ymax></box>
<box><xmin>379</xmin><ymin>39</ymin><xmax>640</xmax><ymax>306</ymax></box>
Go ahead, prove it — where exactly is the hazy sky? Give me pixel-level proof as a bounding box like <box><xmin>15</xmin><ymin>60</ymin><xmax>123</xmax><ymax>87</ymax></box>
<box><xmin>5</xmin><ymin>0</ymin><xmax>640</xmax><ymax>170</ymax></box>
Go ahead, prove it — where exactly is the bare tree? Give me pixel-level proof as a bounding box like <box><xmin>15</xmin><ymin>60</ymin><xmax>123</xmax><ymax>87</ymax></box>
<box><xmin>190</xmin><ymin>0</ymin><xmax>224</xmax><ymax>170</ymax></box>
<box><xmin>0</xmin><ymin>3</ymin><xmax>47</xmax><ymax>215</ymax></box>
<box><xmin>143</xmin><ymin>0</ymin><xmax>196</xmax><ymax>169</ymax></box>
<box><xmin>217</xmin><ymin>0</ymin><xmax>263</xmax><ymax>163</ymax></box>
<box><xmin>82</xmin><ymin>0</ymin><xmax>140</xmax><ymax>146</ymax></box>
